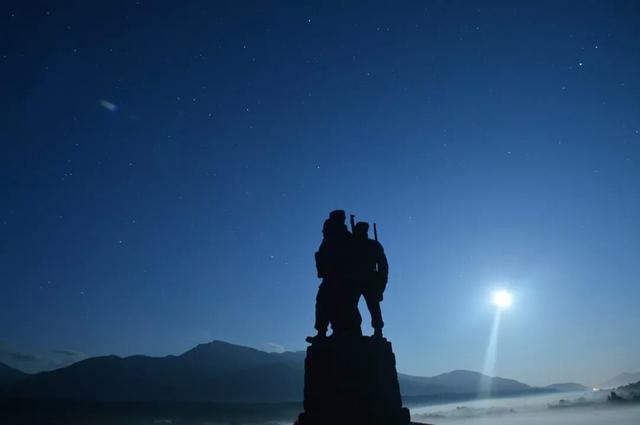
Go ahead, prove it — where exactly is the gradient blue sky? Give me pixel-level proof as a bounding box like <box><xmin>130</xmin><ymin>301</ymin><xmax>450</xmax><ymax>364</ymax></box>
<box><xmin>1</xmin><ymin>1</ymin><xmax>639</xmax><ymax>386</ymax></box>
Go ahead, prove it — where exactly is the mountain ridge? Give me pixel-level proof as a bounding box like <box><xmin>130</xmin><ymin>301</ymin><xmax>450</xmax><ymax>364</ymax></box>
<box><xmin>0</xmin><ymin>362</ymin><xmax>29</xmax><ymax>393</ymax></box>
<box><xmin>543</xmin><ymin>382</ymin><xmax>588</xmax><ymax>392</ymax></box>
<box><xmin>3</xmin><ymin>340</ymin><xmax>582</xmax><ymax>402</ymax></box>
<box><xmin>600</xmin><ymin>372</ymin><xmax>640</xmax><ymax>389</ymax></box>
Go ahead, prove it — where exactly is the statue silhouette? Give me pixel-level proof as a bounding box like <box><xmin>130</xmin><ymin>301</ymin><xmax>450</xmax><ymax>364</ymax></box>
<box><xmin>299</xmin><ymin>211</ymin><xmax>411</xmax><ymax>425</ymax></box>
<box><xmin>307</xmin><ymin>210</ymin><xmax>361</xmax><ymax>342</ymax></box>
<box><xmin>353</xmin><ymin>221</ymin><xmax>388</xmax><ymax>338</ymax></box>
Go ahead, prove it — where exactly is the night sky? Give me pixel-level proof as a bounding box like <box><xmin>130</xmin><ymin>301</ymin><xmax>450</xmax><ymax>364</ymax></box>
<box><xmin>2</xmin><ymin>1</ymin><xmax>639</xmax><ymax>386</ymax></box>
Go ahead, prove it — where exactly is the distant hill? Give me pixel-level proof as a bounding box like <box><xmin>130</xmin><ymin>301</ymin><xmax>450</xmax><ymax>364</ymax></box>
<box><xmin>8</xmin><ymin>340</ymin><xmax>549</xmax><ymax>403</ymax></box>
<box><xmin>399</xmin><ymin>369</ymin><xmax>532</xmax><ymax>397</ymax></box>
<box><xmin>615</xmin><ymin>380</ymin><xmax>640</xmax><ymax>401</ymax></box>
<box><xmin>398</xmin><ymin>369</ymin><xmax>548</xmax><ymax>404</ymax></box>
<box><xmin>0</xmin><ymin>362</ymin><xmax>29</xmax><ymax>393</ymax></box>
<box><xmin>397</xmin><ymin>373</ymin><xmax>447</xmax><ymax>396</ymax></box>
<box><xmin>11</xmin><ymin>341</ymin><xmax>305</xmax><ymax>402</ymax></box>
<box><xmin>543</xmin><ymin>382</ymin><xmax>588</xmax><ymax>392</ymax></box>
<box><xmin>600</xmin><ymin>372</ymin><xmax>640</xmax><ymax>389</ymax></box>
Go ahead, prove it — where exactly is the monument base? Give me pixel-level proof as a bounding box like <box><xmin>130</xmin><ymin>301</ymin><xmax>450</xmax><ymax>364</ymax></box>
<box><xmin>297</xmin><ymin>335</ymin><xmax>411</xmax><ymax>425</ymax></box>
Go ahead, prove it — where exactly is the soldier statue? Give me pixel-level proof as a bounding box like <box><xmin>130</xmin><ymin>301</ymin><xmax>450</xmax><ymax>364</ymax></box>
<box><xmin>353</xmin><ymin>221</ymin><xmax>388</xmax><ymax>338</ymax></box>
<box><xmin>299</xmin><ymin>213</ymin><xmax>410</xmax><ymax>425</ymax></box>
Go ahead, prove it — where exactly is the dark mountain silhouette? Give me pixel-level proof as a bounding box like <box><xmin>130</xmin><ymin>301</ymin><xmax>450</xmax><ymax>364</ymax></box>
<box><xmin>179</xmin><ymin>340</ymin><xmax>305</xmax><ymax>372</ymax></box>
<box><xmin>9</xmin><ymin>340</ymin><xmax>548</xmax><ymax>403</ymax></box>
<box><xmin>11</xmin><ymin>341</ymin><xmax>305</xmax><ymax>402</ymax></box>
<box><xmin>600</xmin><ymin>372</ymin><xmax>640</xmax><ymax>389</ymax></box>
<box><xmin>614</xmin><ymin>380</ymin><xmax>640</xmax><ymax>401</ymax></box>
<box><xmin>608</xmin><ymin>380</ymin><xmax>640</xmax><ymax>403</ymax></box>
<box><xmin>543</xmin><ymin>382</ymin><xmax>588</xmax><ymax>392</ymax></box>
<box><xmin>0</xmin><ymin>362</ymin><xmax>29</xmax><ymax>393</ymax></box>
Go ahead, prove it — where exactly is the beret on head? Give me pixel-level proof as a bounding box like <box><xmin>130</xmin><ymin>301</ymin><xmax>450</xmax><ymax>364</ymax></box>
<box><xmin>355</xmin><ymin>221</ymin><xmax>369</xmax><ymax>232</ymax></box>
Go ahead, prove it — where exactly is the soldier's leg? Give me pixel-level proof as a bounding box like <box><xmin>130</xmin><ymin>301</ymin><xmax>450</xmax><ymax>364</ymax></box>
<box><xmin>364</xmin><ymin>293</ymin><xmax>384</xmax><ymax>330</ymax></box>
<box><xmin>347</xmin><ymin>287</ymin><xmax>363</xmax><ymax>336</ymax></box>
<box><xmin>314</xmin><ymin>282</ymin><xmax>330</xmax><ymax>334</ymax></box>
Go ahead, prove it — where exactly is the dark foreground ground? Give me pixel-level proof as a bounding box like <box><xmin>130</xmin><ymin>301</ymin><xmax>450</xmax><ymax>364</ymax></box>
<box><xmin>0</xmin><ymin>398</ymin><xmax>302</xmax><ymax>425</ymax></box>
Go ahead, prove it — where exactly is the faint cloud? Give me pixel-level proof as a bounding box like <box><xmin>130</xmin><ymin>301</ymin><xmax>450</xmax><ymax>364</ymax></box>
<box><xmin>99</xmin><ymin>99</ymin><xmax>117</xmax><ymax>112</ymax></box>
<box><xmin>0</xmin><ymin>342</ymin><xmax>73</xmax><ymax>373</ymax></box>
<box><xmin>0</xmin><ymin>348</ymin><xmax>41</xmax><ymax>363</ymax></box>
<box><xmin>50</xmin><ymin>349</ymin><xmax>86</xmax><ymax>368</ymax></box>
<box><xmin>263</xmin><ymin>342</ymin><xmax>285</xmax><ymax>353</ymax></box>
<box><xmin>51</xmin><ymin>349</ymin><xmax>85</xmax><ymax>358</ymax></box>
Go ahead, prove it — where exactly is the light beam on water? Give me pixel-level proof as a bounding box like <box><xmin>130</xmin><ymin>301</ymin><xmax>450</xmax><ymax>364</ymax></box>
<box><xmin>478</xmin><ymin>309</ymin><xmax>502</xmax><ymax>402</ymax></box>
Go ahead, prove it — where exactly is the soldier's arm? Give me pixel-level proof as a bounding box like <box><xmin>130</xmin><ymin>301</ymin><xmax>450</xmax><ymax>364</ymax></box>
<box><xmin>314</xmin><ymin>252</ymin><xmax>323</xmax><ymax>278</ymax></box>
<box><xmin>377</xmin><ymin>243</ymin><xmax>389</xmax><ymax>282</ymax></box>
<box><xmin>315</xmin><ymin>240</ymin><xmax>328</xmax><ymax>278</ymax></box>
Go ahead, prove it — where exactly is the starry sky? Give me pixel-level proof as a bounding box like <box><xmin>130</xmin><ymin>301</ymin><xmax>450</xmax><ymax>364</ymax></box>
<box><xmin>1</xmin><ymin>1</ymin><xmax>639</xmax><ymax>386</ymax></box>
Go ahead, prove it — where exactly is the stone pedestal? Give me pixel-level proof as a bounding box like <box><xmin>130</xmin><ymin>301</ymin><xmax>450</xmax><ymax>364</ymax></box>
<box><xmin>297</xmin><ymin>336</ymin><xmax>410</xmax><ymax>425</ymax></box>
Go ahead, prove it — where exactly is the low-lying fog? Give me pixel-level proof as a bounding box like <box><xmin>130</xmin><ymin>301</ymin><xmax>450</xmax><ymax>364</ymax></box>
<box><xmin>138</xmin><ymin>392</ymin><xmax>639</xmax><ymax>425</ymax></box>
<box><xmin>410</xmin><ymin>391</ymin><xmax>640</xmax><ymax>425</ymax></box>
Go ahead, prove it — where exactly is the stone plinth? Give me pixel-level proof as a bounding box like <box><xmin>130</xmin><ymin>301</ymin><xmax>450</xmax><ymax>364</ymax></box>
<box><xmin>297</xmin><ymin>336</ymin><xmax>410</xmax><ymax>425</ymax></box>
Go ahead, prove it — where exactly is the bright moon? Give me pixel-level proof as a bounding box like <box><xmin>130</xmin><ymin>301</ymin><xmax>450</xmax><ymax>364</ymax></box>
<box><xmin>492</xmin><ymin>290</ymin><xmax>513</xmax><ymax>309</ymax></box>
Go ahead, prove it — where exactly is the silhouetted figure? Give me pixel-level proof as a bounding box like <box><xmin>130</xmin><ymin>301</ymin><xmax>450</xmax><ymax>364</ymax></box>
<box><xmin>299</xmin><ymin>213</ymin><xmax>410</xmax><ymax>425</ymax></box>
<box><xmin>307</xmin><ymin>210</ymin><xmax>361</xmax><ymax>342</ymax></box>
<box><xmin>353</xmin><ymin>221</ymin><xmax>388</xmax><ymax>338</ymax></box>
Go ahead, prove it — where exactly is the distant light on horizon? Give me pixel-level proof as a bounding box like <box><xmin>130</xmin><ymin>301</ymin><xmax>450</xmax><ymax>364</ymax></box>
<box><xmin>491</xmin><ymin>290</ymin><xmax>513</xmax><ymax>309</ymax></box>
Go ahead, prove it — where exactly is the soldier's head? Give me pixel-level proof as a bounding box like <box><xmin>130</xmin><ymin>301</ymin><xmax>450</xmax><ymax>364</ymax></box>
<box><xmin>328</xmin><ymin>209</ymin><xmax>346</xmax><ymax>223</ymax></box>
<box><xmin>323</xmin><ymin>218</ymin><xmax>341</xmax><ymax>238</ymax></box>
<box><xmin>354</xmin><ymin>221</ymin><xmax>369</xmax><ymax>239</ymax></box>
